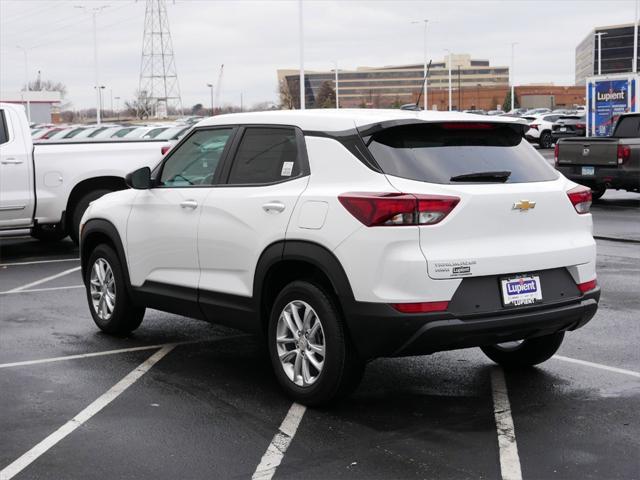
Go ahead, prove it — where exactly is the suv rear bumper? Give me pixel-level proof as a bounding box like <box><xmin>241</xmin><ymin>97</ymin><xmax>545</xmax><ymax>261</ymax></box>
<box><xmin>342</xmin><ymin>289</ymin><xmax>599</xmax><ymax>359</ymax></box>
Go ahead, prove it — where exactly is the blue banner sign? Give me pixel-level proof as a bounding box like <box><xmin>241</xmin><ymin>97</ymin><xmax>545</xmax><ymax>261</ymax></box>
<box><xmin>593</xmin><ymin>79</ymin><xmax>629</xmax><ymax>136</ymax></box>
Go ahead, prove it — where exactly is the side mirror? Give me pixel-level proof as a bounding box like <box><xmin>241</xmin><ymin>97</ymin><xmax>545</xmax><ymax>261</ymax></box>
<box><xmin>125</xmin><ymin>166</ymin><xmax>152</xmax><ymax>190</ymax></box>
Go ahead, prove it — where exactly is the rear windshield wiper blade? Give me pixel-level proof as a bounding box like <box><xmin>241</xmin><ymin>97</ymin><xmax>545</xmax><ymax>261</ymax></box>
<box><xmin>450</xmin><ymin>171</ymin><xmax>511</xmax><ymax>182</ymax></box>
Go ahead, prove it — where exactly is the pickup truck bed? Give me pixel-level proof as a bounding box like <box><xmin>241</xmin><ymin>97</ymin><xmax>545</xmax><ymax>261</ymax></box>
<box><xmin>0</xmin><ymin>102</ymin><xmax>168</xmax><ymax>243</ymax></box>
<box><xmin>555</xmin><ymin>114</ymin><xmax>640</xmax><ymax>198</ymax></box>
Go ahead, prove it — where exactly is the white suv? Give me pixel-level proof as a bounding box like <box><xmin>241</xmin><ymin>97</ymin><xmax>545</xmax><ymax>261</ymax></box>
<box><xmin>524</xmin><ymin>113</ymin><xmax>564</xmax><ymax>149</ymax></box>
<box><xmin>80</xmin><ymin>110</ymin><xmax>600</xmax><ymax>405</ymax></box>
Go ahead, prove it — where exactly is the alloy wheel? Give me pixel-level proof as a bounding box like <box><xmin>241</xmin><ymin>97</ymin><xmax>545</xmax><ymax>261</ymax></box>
<box><xmin>90</xmin><ymin>258</ymin><xmax>116</xmax><ymax>321</ymax></box>
<box><xmin>276</xmin><ymin>300</ymin><xmax>326</xmax><ymax>387</ymax></box>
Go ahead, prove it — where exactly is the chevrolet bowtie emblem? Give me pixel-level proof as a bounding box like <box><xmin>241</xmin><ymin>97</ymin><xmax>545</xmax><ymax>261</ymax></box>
<box><xmin>513</xmin><ymin>200</ymin><xmax>536</xmax><ymax>211</ymax></box>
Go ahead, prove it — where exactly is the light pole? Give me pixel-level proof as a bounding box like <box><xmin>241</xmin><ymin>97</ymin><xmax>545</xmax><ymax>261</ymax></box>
<box><xmin>412</xmin><ymin>19</ymin><xmax>429</xmax><ymax>110</ymax></box>
<box><xmin>75</xmin><ymin>5</ymin><xmax>108</xmax><ymax>125</ymax></box>
<box><xmin>16</xmin><ymin>46</ymin><xmax>30</xmax><ymax>122</ymax></box>
<box><xmin>206</xmin><ymin>83</ymin><xmax>214</xmax><ymax>115</ymax></box>
<box><xmin>595</xmin><ymin>32</ymin><xmax>607</xmax><ymax>75</ymax></box>
<box><xmin>95</xmin><ymin>85</ymin><xmax>106</xmax><ymax>122</ymax></box>
<box><xmin>444</xmin><ymin>49</ymin><xmax>452</xmax><ymax>111</ymax></box>
<box><xmin>334</xmin><ymin>61</ymin><xmax>339</xmax><ymax>109</ymax></box>
<box><xmin>634</xmin><ymin>0</ymin><xmax>639</xmax><ymax>73</ymax></box>
<box><xmin>114</xmin><ymin>96</ymin><xmax>120</xmax><ymax>121</ymax></box>
<box><xmin>298</xmin><ymin>0</ymin><xmax>305</xmax><ymax>110</ymax></box>
<box><xmin>510</xmin><ymin>42</ymin><xmax>518</xmax><ymax>112</ymax></box>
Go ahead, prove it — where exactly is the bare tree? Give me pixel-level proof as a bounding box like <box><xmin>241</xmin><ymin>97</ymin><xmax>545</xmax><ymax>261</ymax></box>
<box><xmin>278</xmin><ymin>78</ymin><xmax>299</xmax><ymax>109</ymax></box>
<box><xmin>124</xmin><ymin>90</ymin><xmax>154</xmax><ymax>119</ymax></box>
<box><xmin>315</xmin><ymin>81</ymin><xmax>336</xmax><ymax>108</ymax></box>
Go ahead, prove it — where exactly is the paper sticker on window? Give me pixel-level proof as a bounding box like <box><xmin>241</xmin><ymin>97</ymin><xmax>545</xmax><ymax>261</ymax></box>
<box><xmin>281</xmin><ymin>161</ymin><xmax>294</xmax><ymax>177</ymax></box>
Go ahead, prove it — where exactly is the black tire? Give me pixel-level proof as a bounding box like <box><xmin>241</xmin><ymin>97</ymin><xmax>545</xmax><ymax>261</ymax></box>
<box><xmin>591</xmin><ymin>185</ymin><xmax>606</xmax><ymax>201</ymax></box>
<box><xmin>539</xmin><ymin>131</ymin><xmax>553</xmax><ymax>149</ymax></box>
<box><xmin>481</xmin><ymin>332</ymin><xmax>565</xmax><ymax>367</ymax></box>
<box><xmin>70</xmin><ymin>189</ymin><xmax>112</xmax><ymax>245</ymax></box>
<box><xmin>31</xmin><ymin>224</ymin><xmax>68</xmax><ymax>242</ymax></box>
<box><xmin>85</xmin><ymin>244</ymin><xmax>145</xmax><ymax>336</ymax></box>
<box><xmin>267</xmin><ymin>280</ymin><xmax>364</xmax><ymax>406</ymax></box>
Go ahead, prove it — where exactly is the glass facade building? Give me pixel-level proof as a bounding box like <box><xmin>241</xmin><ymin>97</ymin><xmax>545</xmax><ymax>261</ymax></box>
<box><xmin>575</xmin><ymin>23</ymin><xmax>640</xmax><ymax>84</ymax></box>
<box><xmin>278</xmin><ymin>54</ymin><xmax>509</xmax><ymax>108</ymax></box>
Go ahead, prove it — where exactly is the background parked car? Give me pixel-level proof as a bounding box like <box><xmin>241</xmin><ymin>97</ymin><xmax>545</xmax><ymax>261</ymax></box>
<box><xmin>525</xmin><ymin>113</ymin><xmax>564</xmax><ymax>149</ymax></box>
<box><xmin>552</xmin><ymin>115</ymin><xmax>586</xmax><ymax>143</ymax></box>
<box><xmin>154</xmin><ymin>125</ymin><xmax>191</xmax><ymax>140</ymax></box>
<box><xmin>523</xmin><ymin>108</ymin><xmax>551</xmax><ymax>116</ymax></box>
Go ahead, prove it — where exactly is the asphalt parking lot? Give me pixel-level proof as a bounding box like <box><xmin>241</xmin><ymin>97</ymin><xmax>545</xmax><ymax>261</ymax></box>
<box><xmin>1</xmin><ymin>190</ymin><xmax>639</xmax><ymax>480</ymax></box>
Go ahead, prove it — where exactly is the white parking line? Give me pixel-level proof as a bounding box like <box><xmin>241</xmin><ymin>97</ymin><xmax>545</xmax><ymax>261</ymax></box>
<box><xmin>491</xmin><ymin>368</ymin><xmax>523</xmax><ymax>480</ymax></box>
<box><xmin>252</xmin><ymin>402</ymin><xmax>307</xmax><ymax>480</ymax></box>
<box><xmin>1</xmin><ymin>266</ymin><xmax>81</xmax><ymax>294</ymax></box>
<box><xmin>0</xmin><ymin>258</ymin><xmax>79</xmax><ymax>267</ymax></box>
<box><xmin>0</xmin><ymin>336</ymin><xmax>247</xmax><ymax>369</ymax></box>
<box><xmin>0</xmin><ymin>284</ymin><xmax>84</xmax><ymax>295</ymax></box>
<box><xmin>0</xmin><ymin>345</ymin><xmax>175</xmax><ymax>480</ymax></box>
<box><xmin>0</xmin><ymin>344</ymin><xmax>171</xmax><ymax>369</ymax></box>
<box><xmin>553</xmin><ymin>355</ymin><xmax>640</xmax><ymax>378</ymax></box>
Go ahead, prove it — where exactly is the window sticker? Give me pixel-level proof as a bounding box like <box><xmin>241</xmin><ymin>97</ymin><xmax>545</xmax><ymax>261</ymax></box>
<box><xmin>281</xmin><ymin>161</ymin><xmax>294</xmax><ymax>177</ymax></box>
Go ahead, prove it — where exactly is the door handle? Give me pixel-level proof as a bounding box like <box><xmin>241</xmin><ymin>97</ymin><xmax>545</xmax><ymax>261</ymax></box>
<box><xmin>180</xmin><ymin>200</ymin><xmax>198</xmax><ymax>209</ymax></box>
<box><xmin>1</xmin><ymin>158</ymin><xmax>22</xmax><ymax>165</ymax></box>
<box><xmin>262</xmin><ymin>201</ymin><xmax>286</xmax><ymax>213</ymax></box>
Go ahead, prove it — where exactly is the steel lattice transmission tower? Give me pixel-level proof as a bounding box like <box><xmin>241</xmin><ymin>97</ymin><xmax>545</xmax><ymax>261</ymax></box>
<box><xmin>138</xmin><ymin>0</ymin><xmax>183</xmax><ymax>118</ymax></box>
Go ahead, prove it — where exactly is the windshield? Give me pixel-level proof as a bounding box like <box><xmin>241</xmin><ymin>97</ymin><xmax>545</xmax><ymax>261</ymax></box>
<box><xmin>366</xmin><ymin>122</ymin><xmax>558</xmax><ymax>184</ymax></box>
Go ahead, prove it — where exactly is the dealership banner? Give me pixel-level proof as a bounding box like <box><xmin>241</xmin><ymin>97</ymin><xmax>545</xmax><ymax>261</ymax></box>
<box><xmin>592</xmin><ymin>79</ymin><xmax>629</xmax><ymax>136</ymax></box>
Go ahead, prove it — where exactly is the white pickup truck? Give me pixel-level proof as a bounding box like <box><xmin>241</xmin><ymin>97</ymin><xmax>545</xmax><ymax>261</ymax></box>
<box><xmin>0</xmin><ymin>102</ymin><xmax>169</xmax><ymax>243</ymax></box>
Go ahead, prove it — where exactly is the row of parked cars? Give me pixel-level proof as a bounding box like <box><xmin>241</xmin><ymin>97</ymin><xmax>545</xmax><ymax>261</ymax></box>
<box><xmin>521</xmin><ymin>109</ymin><xmax>586</xmax><ymax>149</ymax></box>
<box><xmin>460</xmin><ymin>107</ymin><xmax>586</xmax><ymax>150</ymax></box>
<box><xmin>29</xmin><ymin>116</ymin><xmax>203</xmax><ymax>143</ymax></box>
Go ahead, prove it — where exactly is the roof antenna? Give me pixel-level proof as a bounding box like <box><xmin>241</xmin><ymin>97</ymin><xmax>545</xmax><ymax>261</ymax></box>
<box><xmin>414</xmin><ymin>60</ymin><xmax>432</xmax><ymax>110</ymax></box>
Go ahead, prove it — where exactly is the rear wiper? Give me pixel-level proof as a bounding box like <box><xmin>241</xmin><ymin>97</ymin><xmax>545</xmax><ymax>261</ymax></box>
<box><xmin>450</xmin><ymin>171</ymin><xmax>511</xmax><ymax>182</ymax></box>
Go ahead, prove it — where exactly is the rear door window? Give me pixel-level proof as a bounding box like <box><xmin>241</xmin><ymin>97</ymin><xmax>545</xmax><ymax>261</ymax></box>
<box><xmin>226</xmin><ymin>127</ymin><xmax>300</xmax><ymax>185</ymax></box>
<box><xmin>366</xmin><ymin>122</ymin><xmax>558</xmax><ymax>184</ymax></box>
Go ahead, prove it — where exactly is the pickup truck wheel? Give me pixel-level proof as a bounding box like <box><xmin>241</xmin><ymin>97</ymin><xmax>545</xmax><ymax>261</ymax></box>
<box><xmin>591</xmin><ymin>185</ymin><xmax>606</xmax><ymax>200</ymax></box>
<box><xmin>31</xmin><ymin>224</ymin><xmax>67</xmax><ymax>242</ymax></box>
<box><xmin>539</xmin><ymin>131</ymin><xmax>553</xmax><ymax>149</ymax></box>
<box><xmin>480</xmin><ymin>332</ymin><xmax>564</xmax><ymax>367</ymax></box>
<box><xmin>268</xmin><ymin>280</ymin><xmax>364</xmax><ymax>406</ymax></box>
<box><xmin>70</xmin><ymin>189</ymin><xmax>111</xmax><ymax>245</ymax></box>
<box><xmin>85</xmin><ymin>244</ymin><xmax>145</xmax><ymax>336</ymax></box>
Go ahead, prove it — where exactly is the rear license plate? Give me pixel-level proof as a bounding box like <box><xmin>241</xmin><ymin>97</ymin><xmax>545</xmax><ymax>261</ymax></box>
<box><xmin>501</xmin><ymin>275</ymin><xmax>542</xmax><ymax>307</ymax></box>
<box><xmin>582</xmin><ymin>166</ymin><xmax>595</xmax><ymax>176</ymax></box>
<box><xmin>560</xmin><ymin>127</ymin><xmax>567</xmax><ymax>132</ymax></box>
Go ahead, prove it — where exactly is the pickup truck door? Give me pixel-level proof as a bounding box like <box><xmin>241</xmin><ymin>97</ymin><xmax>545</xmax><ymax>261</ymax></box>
<box><xmin>0</xmin><ymin>107</ymin><xmax>35</xmax><ymax>228</ymax></box>
<box><xmin>126</xmin><ymin>127</ymin><xmax>236</xmax><ymax>303</ymax></box>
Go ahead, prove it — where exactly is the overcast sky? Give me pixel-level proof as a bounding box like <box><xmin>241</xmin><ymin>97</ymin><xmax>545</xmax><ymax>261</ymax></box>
<box><xmin>0</xmin><ymin>0</ymin><xmax>637</xmax><ymax>110</ymax></box>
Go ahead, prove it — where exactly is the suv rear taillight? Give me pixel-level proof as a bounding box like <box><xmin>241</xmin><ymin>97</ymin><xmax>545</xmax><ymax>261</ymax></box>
<box><xmin>338</xmin><ymin>192</ymin><xmax>460</xmax><ymax>227</ymax></box>
<box><xmin>554</xmin><ymin>143</ymin><xmax>559</xmax><ymax>167</ymax></box>
<box><xmin>617</xmin><ymin>145</ymin><xmax>631</xmax><ymax>164</ymax></box>
<box><xmin>161</xmin><ymin>145</ymin><xmax>171</xmax><ymax>155</ymax></box>
<box><xmin>529</xmin><ymin>123</ymin><xmax>539</xmax><ymax>130</ymax></box>
<box><xmin>567</xmin><ymin>185</ymin><xmax>592</xmax><ymax>214</ymax></box>
<box><xmin>577</xmin><ymin>279</ymin><xmax>597</xmax><ymax>293</ymax></box>
<box><xmin>575</xmin><ymin>122</ymin><xmax>586</xmax><ymax>129</ymax></box>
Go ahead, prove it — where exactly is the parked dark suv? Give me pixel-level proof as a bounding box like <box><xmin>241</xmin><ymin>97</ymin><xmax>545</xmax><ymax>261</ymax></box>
<box><xmin>552</xmin><ymin>115</ymin><xmax>586</xmax><ymax>143</ymax></box>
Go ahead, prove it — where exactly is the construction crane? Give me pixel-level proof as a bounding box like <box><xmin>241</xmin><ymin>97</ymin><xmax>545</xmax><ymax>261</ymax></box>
<box><xmin>213</xmin><ymin>64</ymin><xmax>224</xmax><ymax>114</ymax></box>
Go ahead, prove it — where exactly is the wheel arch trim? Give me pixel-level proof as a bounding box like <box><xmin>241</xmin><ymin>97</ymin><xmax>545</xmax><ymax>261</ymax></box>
<box><xmin>253</xmin><ymin>240</ymin><xmax>355</xmax><ymax>310</ymax></box>
<box><xmin>80</xmin><ymin>218</ymin><xmax>131</xmax><ymax>291</ymax></box>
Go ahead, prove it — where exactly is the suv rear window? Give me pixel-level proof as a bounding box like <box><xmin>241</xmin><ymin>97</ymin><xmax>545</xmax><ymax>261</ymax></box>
<box><xmin>366</xmin><ymin>123</ymin><xmax>558</xmax><ymax>184</ymax></box>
